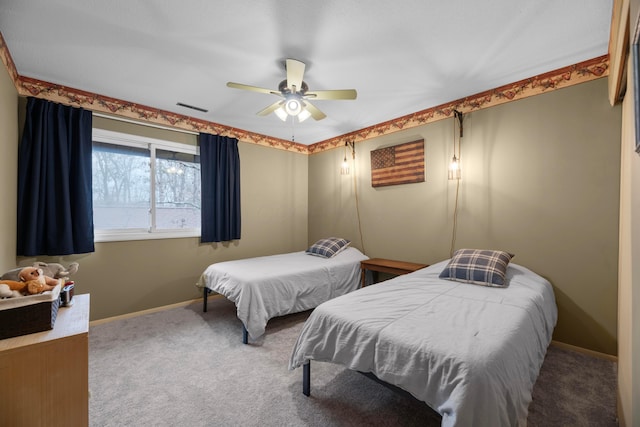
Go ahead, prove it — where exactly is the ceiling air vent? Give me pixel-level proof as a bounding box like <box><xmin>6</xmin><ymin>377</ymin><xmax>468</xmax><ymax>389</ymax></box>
<box><xmin>176</xmin><ymin>102</ymin><xmax>208</xmax><ymax>113</ymax></box>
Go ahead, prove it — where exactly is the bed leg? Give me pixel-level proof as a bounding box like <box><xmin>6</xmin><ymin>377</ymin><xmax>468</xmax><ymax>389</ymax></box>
<box><xmin>203</xmin><ymin>287</ymin><xmax>209</xmax><ymax>312</ymax></box>
<box><xmin>303</xmin><ymin>362</ymin><xmax>310</xmax><ymax>396</ymax></box>
<box><xmin>242</xmin><ymin>325</ymin><xmax>248</xmax><ymax>344</ymax></box>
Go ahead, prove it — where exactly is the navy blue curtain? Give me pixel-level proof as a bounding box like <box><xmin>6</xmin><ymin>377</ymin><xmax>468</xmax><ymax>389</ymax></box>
<box><xmin>199</xmin><ymin>133</ymin><xmax>241</xmax><ymax>243</ymax></box>
<box><xmin>17</xmin><ymin>97</ymin><xmax>94</xmax><ymax>256</ymax></box>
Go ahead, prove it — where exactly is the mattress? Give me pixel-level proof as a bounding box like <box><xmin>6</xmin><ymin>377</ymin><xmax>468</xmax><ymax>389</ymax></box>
<box><xmin>197</xmin><ymin>247</ymin><xmax>369</xmax><ymax>339</ymax></box>
<box><xmin>289</xmin><ymin>260</ymin><xmax>557</xmax><ymax>426</ymax></box>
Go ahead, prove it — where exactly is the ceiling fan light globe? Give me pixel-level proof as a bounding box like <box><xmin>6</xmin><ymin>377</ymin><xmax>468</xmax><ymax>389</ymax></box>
<box><xmin>285</xmin><ymin>98</ymin><xmax>302</xmax><ymax>116</ymax></box>
<box><xmin>298</xmin><ymin>109</ymin><xmax>311</xmax><ymax>122</ymax></box>
<box><xmin>274</xmin><ymin>107</ymin><xmax>288</xmax><ymax>121</ymax></box>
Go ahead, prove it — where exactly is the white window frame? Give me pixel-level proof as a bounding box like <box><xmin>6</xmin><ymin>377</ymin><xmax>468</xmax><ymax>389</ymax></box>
<box><xmin>92</xmin><ymin>128</ymin><xmax>201</xmax><ymax>242</ymax></box>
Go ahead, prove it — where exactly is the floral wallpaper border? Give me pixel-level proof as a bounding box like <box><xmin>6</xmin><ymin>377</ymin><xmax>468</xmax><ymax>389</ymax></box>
<box><xmin>0</xmin><ymin>32</ymin><xmax>608</xmax><ymax>155</ymax></box>
<box><xmin>308</xmin><ymin>55</ymin><xmax>609</xmax><ymax>154</ymax></box>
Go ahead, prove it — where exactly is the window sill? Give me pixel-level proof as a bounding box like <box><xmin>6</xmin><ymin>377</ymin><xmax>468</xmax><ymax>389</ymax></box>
<box><xmin>95</xmin><ymin>229</ymin><xmax>200</xmax><ymax>243</ymax></box>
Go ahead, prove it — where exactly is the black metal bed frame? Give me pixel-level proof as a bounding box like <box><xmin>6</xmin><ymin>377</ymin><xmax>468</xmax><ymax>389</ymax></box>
<box><xmin>203</xmin><ymin>287</ymin><xmax>249</xmax><ymax>344</ymax></box>
<box><xmin>301</xmin><ymin>360</ymin><xmax>420</xmax><ymax>402</ymax></box>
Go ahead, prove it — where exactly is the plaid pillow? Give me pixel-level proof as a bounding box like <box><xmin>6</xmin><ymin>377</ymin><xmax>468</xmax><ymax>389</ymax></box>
<box><xmin>439</xmin><ymin>249</ymin><xmax>514</xmax><ymax>287</ymax></box>
<box><xmin>306</xmin><ymin>237</ymin><xmax>351</xmax><ymax>258</ymax></box>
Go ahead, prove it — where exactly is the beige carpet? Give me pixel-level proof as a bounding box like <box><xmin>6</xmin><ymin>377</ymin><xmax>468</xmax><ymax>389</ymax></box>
<box><xmin>88</xmin><ymin>297</ymin><xmax>618</xmax><ymax>426</ymax></box>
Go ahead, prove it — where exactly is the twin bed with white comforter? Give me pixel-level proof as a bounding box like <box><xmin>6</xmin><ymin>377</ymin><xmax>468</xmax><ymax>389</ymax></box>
<box><xmin>289</xmin><ymin>256</ymin><xmax>558</xmax><ymax>426</ymax></box>
<box><xmin>196</xmin><ymin>244</ymin><xmax>368</xmax><ymax>342</ymax></box>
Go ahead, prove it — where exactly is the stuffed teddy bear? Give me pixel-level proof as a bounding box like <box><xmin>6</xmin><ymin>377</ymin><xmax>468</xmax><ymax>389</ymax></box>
<box><xmin>0</xmin><ymin>267</ymin><xmax>61</xmax><ymax>295</ymax></box>
<box><xmin>1</xmin><ymin>262</ymin><xmax>79</xmax><ymax>282</ymax></box>
<box><xmin>12</xmin><ymin>267</ymin><xmax>59</xmax><ymax>287</ymax></box>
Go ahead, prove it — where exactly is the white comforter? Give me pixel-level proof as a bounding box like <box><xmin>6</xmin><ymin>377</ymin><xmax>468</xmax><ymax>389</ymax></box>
<box><xmin>289</xmin><ymin>260</ymin><xmax>557</xmax><ymax>427</ymax></box>
<box><xmin>196</xmin><ymin>247</ymin><xmax>368</xmax><ymax>339</ymax></box>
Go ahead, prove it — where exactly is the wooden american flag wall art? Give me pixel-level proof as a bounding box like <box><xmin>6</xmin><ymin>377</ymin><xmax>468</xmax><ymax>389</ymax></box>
<box><xmin>370</xmin><ymin>139</ymin><xmax>425</xmax><ymax>187</ymax></box>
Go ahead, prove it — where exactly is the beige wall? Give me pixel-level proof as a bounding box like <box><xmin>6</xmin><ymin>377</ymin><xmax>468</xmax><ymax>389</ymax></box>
<box><xmin>8</xmin><ymin>115</ymin><xmax>308</xmax><ymax>320</ymax></box>
<box><xmin>617</xmin><ymin>1</ymin><xmax>640</xmax><ymax>424</ymax></box>
<box><xmin>0</xmin><ymin>65</ymin><xmax>622</xmax><ymax>356</ymax></box>
<box><xmin>0</xmin><ymin>59</ymin><xmax>17</xmax><ymax>272</ymax></box>
<box><xmin>310</xmin><ymin>78</ymin><xmax>621</xmax><ymax>355</ymax></box>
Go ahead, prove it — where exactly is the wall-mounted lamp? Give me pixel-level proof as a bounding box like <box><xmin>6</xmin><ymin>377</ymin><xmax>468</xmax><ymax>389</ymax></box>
<box><xmin>448</xmin><ymin>110</ymin><xmax>463</xmax><ymax>180</ymax></box>
<box><xmin>448</xmin><ymin>155</ymin><xmax>460</xmax><ymax>180</ymax></box>
<box><xmin>341</xmin><ymin>141</ymin><xmax>355</xmax><ymax>175</ymax></box>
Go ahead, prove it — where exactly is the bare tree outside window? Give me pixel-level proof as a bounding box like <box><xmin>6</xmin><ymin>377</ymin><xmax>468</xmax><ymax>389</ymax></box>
<box><xmin>92</xmin><ymin>132</ymin><xmax>201</xmax><ymax>237</ymax></box>
<box><xmin>155</xmin><ymin>149</ymin><xmax>200</xmax><ymax>229</ymax></box>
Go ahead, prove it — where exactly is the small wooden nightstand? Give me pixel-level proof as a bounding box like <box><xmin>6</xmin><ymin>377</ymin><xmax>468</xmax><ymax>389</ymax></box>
<box><xmin>360</xmin><ymin>258</ymin><xmax>429</xmax><ymax>287</ymax></box>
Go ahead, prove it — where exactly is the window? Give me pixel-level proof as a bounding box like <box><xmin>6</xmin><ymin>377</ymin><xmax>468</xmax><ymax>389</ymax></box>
<box><xmin>92</xmin><ymin>129</ymin><xmax>200</xmax><ymax>241</ymax></box>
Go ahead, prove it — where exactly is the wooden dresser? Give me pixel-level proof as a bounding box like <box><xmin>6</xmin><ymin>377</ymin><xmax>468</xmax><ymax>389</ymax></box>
<box><xmin>0</xmin><ymin>294</ymin><xmax>90</xmax><ymax>427</ymax></box>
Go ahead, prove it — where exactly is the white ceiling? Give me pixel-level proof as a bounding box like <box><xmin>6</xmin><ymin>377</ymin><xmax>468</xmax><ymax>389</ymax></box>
<box><xmin>0</xmin><ymin>1</ymin><xmax>612</xmax><ymax>145</ymax></box>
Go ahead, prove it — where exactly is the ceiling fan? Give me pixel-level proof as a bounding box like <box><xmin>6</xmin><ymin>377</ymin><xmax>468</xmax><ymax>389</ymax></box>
<box><xmin>226</xmin><ymin>59</ymin><xmax>357</xmax><ymax>122</ymax></box>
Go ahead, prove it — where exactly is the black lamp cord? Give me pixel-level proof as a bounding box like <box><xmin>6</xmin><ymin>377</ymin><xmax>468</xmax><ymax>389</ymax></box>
<box><xmin>449</xmin><ymin>111</ymin><xmax>463</xmax><ymax>258</ymax></box>
<box><xmin>348</xmin><ymin>142</ymin><xmax>366</xmax><ymax>255</ymax></box>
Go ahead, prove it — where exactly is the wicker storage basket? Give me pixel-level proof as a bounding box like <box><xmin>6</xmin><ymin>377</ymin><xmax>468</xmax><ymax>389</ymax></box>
<box><xmin>0</xmin><ymin>284</ymin><xmax>61</xmax><ymax>340</ymax></box>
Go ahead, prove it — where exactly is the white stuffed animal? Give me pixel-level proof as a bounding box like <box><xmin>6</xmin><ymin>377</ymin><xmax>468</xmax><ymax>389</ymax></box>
<box><xmin>0</xmin><ymin>283</ymin><xmax>22</xmax><ymax>298</ymax></box>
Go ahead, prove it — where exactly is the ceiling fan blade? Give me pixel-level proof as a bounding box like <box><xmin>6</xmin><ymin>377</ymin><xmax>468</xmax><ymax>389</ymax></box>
<box><xmin>256</xmin><ymin>100</ymin><xmax>285</xmax><ymax>116</ymax></box>
<box><xmin>304</xmin><ymin>89</ymin><xmax>357</xmax><ymax>100</ymax></box>
<box><xmin>227</xmin><ymin>82</ymin><xmax>280</xmax><ymax>96</ymax></box>
<box><xmin>303</xmin><ymin>100</ymin><xmax>327</xmax><ymax>121</ymax></box>
<box><xmin>286</xmin><ymin>59</ymin><xmax>305</xmax><ymax>92</ymax></box>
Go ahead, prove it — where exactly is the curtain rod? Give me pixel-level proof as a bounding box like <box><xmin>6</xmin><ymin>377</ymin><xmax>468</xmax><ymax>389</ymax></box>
<box><xmin>92</xmin><ymin>112</ymin><xmax>199</xmax><ymax>136</ymax></box>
